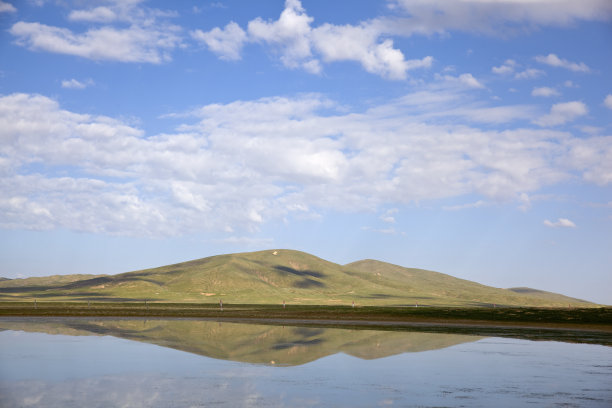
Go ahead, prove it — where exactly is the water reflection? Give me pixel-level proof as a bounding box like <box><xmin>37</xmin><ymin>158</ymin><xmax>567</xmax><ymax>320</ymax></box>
<box><xmin>0</xmin><ymin>318</ymin><xmax>482</xmax><ymax>366</ymax></box>
<box><xmin>0</xmin><ymin>318</ymin><xmax>611</xmax><ymax>407</ymax></box>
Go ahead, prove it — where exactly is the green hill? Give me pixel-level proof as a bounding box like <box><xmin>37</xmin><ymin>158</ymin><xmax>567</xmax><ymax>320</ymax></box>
<box><xmin>0</xmin><ymin>249</ymin><xmax>600</xmax><ymax>307</ymax></box>
<box><xmin>508</xmin><ymin>287</ymin><xmax>591</xmax><ymax>304</ymax></box>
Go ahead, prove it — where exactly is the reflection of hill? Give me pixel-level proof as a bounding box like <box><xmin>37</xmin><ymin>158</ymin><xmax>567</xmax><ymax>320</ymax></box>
<box><xmin>0</xmin><ymin>318</ymin><xmax>481</xmax><ymax>366</ymax></box>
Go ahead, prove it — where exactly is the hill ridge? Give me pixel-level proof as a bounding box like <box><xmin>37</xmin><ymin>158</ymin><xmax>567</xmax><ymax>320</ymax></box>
<box><xmin>0</xmin><ymin>249</ymin><xmax>601</xmax><ymax>307</ymax></box>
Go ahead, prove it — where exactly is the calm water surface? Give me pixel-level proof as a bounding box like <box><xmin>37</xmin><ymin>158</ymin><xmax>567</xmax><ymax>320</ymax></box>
<box><xmin>0</xmin><ymin>318</ymin><xmax>610</xmax><ymax>407</ymax></box>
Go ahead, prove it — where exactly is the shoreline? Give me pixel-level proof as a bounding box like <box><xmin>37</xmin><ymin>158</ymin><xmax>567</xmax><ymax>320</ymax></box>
<box><xmin>1</xmin><ymin>302</ymin><xmax>610</xmax><ymax>329</ymax></box>
<box><xmin>2</xmin><ymin>314</ymin><xmax>611</xmax><ymax>346</ymax></box>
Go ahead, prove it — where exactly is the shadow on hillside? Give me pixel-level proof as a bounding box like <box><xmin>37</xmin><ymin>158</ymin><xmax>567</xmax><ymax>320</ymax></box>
<box><xmin>273</xmin><ymin>265</ymin><xmax>327</xmax><ymax>289</ymax></box>
<box><xmin>0</xmin><ymin>286</ymin><xmax>51</xmax><ymax>294</ymax></box>
<box><xmin>273</xmin><ymin>265</ymin><xmax>325</xmax><ymax>278</ymax></box>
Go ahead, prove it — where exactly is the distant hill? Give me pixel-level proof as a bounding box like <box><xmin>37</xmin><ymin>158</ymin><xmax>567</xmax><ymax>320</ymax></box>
<box><xmin>0</xmin><ymin>249</ymin><xmax>600</xmax><ymax>307</ymax></box>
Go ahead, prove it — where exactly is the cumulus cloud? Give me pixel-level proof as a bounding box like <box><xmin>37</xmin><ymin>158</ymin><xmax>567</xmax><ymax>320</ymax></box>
<box><xmin>534</xmin><ymin>101</ymin><xmax>588</xmax><ymax>126</ymax></box>
<box><xmin>310</xmin><ymin>22</ymin><xmax>432</xmax><ymax>79</ymax></box>
<box><xmin>1</xmin><ymin>90</ymin><xmax>610</xmax><ymax>237</ymax></box>
<box><xmin>543</xmin><ymin>218</ymin><xmax>576</xmax><ymax>228</ymax></box>
<box><xmin>534</xmin><ymin>53</ymin><xmax>590</xmax><ymax>72</ymax></box>
<box><xmin>604</xmin><ymin>94</ymin><xmax>612</xmax><ymax>110</ymax></box>
<box><xmin>532</xmin><ymin>87</ymin><xmax>560</xmax><ymax>97</ymax></box>
<box><xmin>0</xmin><ymin>1</ymin><xmax>16</xmax><ymax>13</ymax></box>
<box><xmin>191</xmin><ymin>22</ymin><xmax>247</xmax><ymax>61</ymax></box>
<box><xmin>247</xmin><ymin>0</ymin><xmax>321</xmax><ymax>73</ymax></box>
<box><xmin>196</xmin><ymin>0</ymin><xmax>432</xmax><ymax>79</ymax></box>
<box><xmin>9</xmin><ymin>2</ymin><xmax>182</xmax><ymax>63</ymax></box>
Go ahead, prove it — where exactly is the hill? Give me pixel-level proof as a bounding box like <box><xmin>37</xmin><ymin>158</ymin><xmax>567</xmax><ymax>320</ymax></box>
<box><xmin>0</xmin><ymin>249</ymin><xmax>600</xmax><ymax>307</ymax></box>
<box><xmin>508</xmin><ymin>287</ymin><xmax>590</xmax><ymax>304</ymax></box>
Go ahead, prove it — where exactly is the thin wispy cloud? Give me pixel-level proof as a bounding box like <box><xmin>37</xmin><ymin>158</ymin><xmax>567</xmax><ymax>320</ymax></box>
<box><xmin>532</xmin><ymin>87</ymin><xmax>560</xmax><ymax>97</ymax></box>
<box><xmin>61</xmin><ymin>78</ymin><xmax>94</xmax><ymax>89</ymax></box>
<box><xmin>9</xmin><ymin>2</ymin><xmax>182</xmax><ymax>63</ymax></box>
<box><xmin>443</xmin><ymin>200</ymin><xmax>487</xmax><ymax>211</ymax></box>
<box><xmin>535</xmin><ymin>53</ymin><xmax>590</xmax><ymax>72</ymax></box>
<box><xmin>543</xmin><ymin>218</ymin><xmax>576</xmax><ymax>228</ymax></box>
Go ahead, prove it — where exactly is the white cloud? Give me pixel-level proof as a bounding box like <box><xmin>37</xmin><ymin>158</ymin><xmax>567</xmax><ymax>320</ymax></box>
<box><xmin>492</xmin><ymin>59</ymin><xmax>517</xmax><ymax>75</ymax></box>
<box><xmin>532</xmin><ymin>87</ymin><xmax>560</xmax><ymax>97</ymax></box>
<box><xmin>0</xmin><ymin>1</ymin><xmax>16</xmax><ymax>13</ymax></box>
<box><xmin>543</xmin><ymin>218</ymin><xmax>576</xmax><ymax>228</ymax></box>
<box><xmin>458</xmin><ymin>73</ymin><xmax>484</xmax><ymax>88</ymax></box>
<box><xmin>565</xmin><ymin>135</ymin><xmax>612</xmax><ymax>185</ymax></box>
<box><xmin>439</xmin><ymin>73</ymin><xmax>485</xmax><ymax>89</ymax></box>
<box><xmin>579</xmin><ymin>125</ymin><xmax>602</xmax><ymax>135</ymax></box>
<box><xmin>247</xmin><ymin>0</ymin><xmax>321</xmax><ymax>74</ymax></box>
<box><xmin>517</xmin><ymin>192</ymin><xmax>531</xmax><ymax>211</ymax></box>
<box><xmin>10</xmin><ymin>21</ymin><xmax>181</xmax><ymax>64</ymax></box>
<box><xmin>443</xmin><ymin>200</ymin><xmax>487</xmax><ymax>211</ymax></box>
<box><xmin>534</xmin><ymin>101</ymin><xmax>588</xmax><ymax>126</ymax></box>
<box><xmin>534</xmin><ymin>53</ymin><xmax>590</xmax><ymax>72</ymax></box>
<box><xmin>1</xmin><ymin>90</ymin><xmax>610</xmax><ymax>237</ymax></box>
<box><xmin>389</xmin><ymin>0</ymin><xmax>612</xmax><ymax>34</ymax></box>
<box><xmin>193</xmin><ymin>0</ymin><xmax>612</xmax><ymax>79</ymax></box>
<box><xmin>604</xmin><ymin>94</ymin><xmax>612</xmax><ymax>110</ymax></box>
<box><xmin>191</xmin><ymin>22</ymin><xmax>247</xmax><ymax>61</ymax></box>
<box><xmin>68</xmin><ymin>6</ymin><xmax>117</xmax><ymax>23</ymax></box>
<box><xmin>61</xmin><ymin>78</ymin><xmax>94</xmax><ymax>89</ymax></box>
<box><xmin>10</xmin><ymin>2</ymin><xmax>182</xmax><ymax>64</ymax></box>
<box><xmin>380</xmin><ymin>208</ymin><xmax>398</xmax><ymax>223</ymax></box>
<box><xmin>198</xmin><ymin>0</ymin><xmax>432</xmax><ymax>79</ymax></box>
<box><xmin>515</xmin><ymin>68</ymin><xmax>546</xmax><ymax>80</ymax></box>
<box><xmin>311</xmin><ymin>22</ymin><xmax>432</xmax><ymax>79</ymax></box>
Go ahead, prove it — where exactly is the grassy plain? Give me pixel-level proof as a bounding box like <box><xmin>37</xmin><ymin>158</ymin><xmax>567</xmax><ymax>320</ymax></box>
<box><xmin>1</xmin><ymin>301</ymin><xmax>610</xmax><ymax>326</ymax></box>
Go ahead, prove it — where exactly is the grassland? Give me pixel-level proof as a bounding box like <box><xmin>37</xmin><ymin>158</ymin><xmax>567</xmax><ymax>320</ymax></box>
<box><xmin>1</xmin><ymin>301</ymin><xmax>610</xmax><ymax>327</ymax></box>
<box><xmin>0</xmin><ymin>249</ymin><xmax>600</xmax><ymax>307</ymax></box>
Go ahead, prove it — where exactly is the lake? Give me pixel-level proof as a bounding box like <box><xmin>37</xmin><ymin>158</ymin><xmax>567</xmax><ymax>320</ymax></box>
<box><xmin>0</xmin><ymin>317</ymin><xmax>610</xmax><ymax>407</ymax></box>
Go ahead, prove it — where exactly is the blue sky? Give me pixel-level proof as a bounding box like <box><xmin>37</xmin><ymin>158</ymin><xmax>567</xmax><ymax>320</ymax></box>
<box><xmin>1</xmin><ymin>0</ymin><xmax>611</xmax><ymax>304</ymax></box>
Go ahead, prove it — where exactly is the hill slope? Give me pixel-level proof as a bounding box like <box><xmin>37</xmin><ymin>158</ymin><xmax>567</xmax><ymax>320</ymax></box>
<box><xmin>508</xmin><ymin>287</ymin><xmax>590</xmax><ymax>304</ymax></box>
<box><xmin>0</xmin><ymin>249</ymin><xmax>599</xmax><ymax>307</ymax></box>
